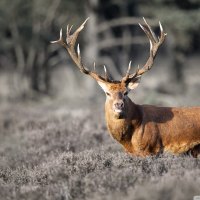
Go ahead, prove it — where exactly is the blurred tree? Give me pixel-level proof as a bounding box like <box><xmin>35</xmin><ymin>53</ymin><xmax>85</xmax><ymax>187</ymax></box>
<box><xmin>0</xmin><ymin>0</ymin><xmax>84</xmax><ymax>97</ymax></box>
<box><xmin>84</xmin><ymin>0</ymin><xmax>144</xmax><ymax>80</ymax></box>
<box><xmin>138</xmin><ymin>0</ymin><xmax>200</xmax><ymax>82</ymax></box>
<box><xmin>0</xmin><ymin>0</ymin><xmax>199</xmax><ymax>99</ymax></box>
<box><xmin>85</xmin><ymin>0</ymin><xmax>200</xmax><ymax>89</ymax></box>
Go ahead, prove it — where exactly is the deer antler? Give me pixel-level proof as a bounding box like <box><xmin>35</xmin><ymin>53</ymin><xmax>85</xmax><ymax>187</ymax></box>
<box><xmin>51</xmin><ymin>18</ymin><xmax>111</xmax><ymax>83</ymax></box>
<box><xmin>122</xmin><ymin>17</ymin><xmax>167</xmax><ymax>83</ymax></box>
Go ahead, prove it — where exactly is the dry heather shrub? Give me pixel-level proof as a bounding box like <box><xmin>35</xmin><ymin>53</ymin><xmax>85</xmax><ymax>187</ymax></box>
<box><xmin>0</xmin><ymin>105</ymin><xmax>200</xmax><ymax>200</ymax></box>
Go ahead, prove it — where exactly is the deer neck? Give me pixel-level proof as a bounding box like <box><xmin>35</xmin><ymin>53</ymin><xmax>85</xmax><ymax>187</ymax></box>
<box><xmin>105</xmin><ymin>97</ymin><xmax>142</xmax><ymax>142</ymax></box>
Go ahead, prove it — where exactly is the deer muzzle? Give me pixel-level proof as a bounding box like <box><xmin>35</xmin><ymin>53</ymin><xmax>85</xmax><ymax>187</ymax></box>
<box><xmin>113</xmin><ymin>100</ymin><xmax>124</xmax><ymax>113</ymax></box>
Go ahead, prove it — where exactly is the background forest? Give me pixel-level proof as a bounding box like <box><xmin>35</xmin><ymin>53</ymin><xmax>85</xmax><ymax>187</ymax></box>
<box><xmin>0</xmin><ymin>0</ymin><xmax>200</xmax><ymax>200</ymax></box>
<box><xmin>0</xmin><ymin>0</ymin><xmax>200</xmax><ymax>102</ymax></box>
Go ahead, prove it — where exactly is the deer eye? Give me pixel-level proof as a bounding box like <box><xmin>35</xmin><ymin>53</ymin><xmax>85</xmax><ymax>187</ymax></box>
<box><xmin>124</xmin><ymin>91</ymin><xmax>128</xmax><ymax>96</ymax></box>
<box><xmin>106</xmin><ymin>92</ymin><xmax>111</xmax><ymax>96</ymax></box>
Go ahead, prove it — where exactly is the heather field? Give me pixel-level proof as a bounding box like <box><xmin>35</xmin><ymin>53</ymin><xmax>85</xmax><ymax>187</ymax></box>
<box><xmin>0</xmin><ymin>99</ymin><xmax>200</xmax><ymax>200</ymax></box>
<box><xmin>1</xmin><ymin>1</ymin><xmax>200</xmax><ymax>199</ymax></box>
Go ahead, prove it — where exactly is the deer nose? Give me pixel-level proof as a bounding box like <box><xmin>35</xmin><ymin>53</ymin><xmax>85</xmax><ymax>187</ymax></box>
<box><xmin>114</xmin><ymin>101</ymin><xmax>124</xmax><ymax>109</ymax></box>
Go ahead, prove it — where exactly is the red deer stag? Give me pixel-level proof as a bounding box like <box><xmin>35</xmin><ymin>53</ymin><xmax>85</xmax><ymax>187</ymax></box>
<box><xmin>51</xmin><ymin>18</ymin><xmax>200</xmax><ymax>157</ymax></box>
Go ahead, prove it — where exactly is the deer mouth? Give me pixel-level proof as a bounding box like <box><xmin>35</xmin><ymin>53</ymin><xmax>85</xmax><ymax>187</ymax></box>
<box><xmin>114</xmin><ymin>108</ymin><xmax>123</xmax><ymax>113</ymax></box>
<box><xmin>113</xmin><ymin>106</ymin><xmax>125</xmax><ymax>118</ymax></box>
<box><xmin>113</xmin><ymin>109</ymin><xmax>124</xmax><ymax>119</ymax></box>
<box><xmin>113</xmin><ymin>101</ymin><xmax>125</xmax><ymax>114</ymax></box>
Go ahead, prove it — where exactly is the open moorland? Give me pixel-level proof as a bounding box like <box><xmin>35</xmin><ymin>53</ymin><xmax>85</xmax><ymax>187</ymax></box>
<box><xmin>0</xmin><ymin>98</ymin><xmax>200</xmax><ymax>200</ymax></box>
<box><xmin>0</xmin><ymin>56</ymin><xmax>200</xmax><ymax>200</ymax></box>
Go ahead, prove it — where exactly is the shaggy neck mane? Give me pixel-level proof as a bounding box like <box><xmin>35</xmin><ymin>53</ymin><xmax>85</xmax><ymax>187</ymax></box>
<box><xmin>105</xmin><ymin>97</ymin><xmax>142</xmax><ymax>142</ymax></box>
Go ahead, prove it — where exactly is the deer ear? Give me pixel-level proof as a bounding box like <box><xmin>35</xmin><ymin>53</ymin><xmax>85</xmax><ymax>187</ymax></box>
<box><xmin>127</xmin><ymin>77</ymin><xmax>141</xmax><ymax>90</ymax></box>
<box><xmin>97</xmin><ymin>81</ymin><xmax>109</xmax><ymax>93</ymax></box>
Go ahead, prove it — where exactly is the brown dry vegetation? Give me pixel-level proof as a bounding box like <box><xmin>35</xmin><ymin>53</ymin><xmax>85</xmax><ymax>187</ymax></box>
<box><xmin>0</xmin><ymin>99</ymin><xmax>200</xmax><ymax>200</ymax></box>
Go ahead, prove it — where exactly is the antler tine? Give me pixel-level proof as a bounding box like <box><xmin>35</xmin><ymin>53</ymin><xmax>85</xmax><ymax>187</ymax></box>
<box><xmin>66</xmin><ymin>25</ymin><xmax>73</xmax><ymax>38</ymax></box>
<box><xmin>126</xmin><ymin>60</ymin><xmax>132</xmax><ymax>75</ymax></box>
<box><xmin>159</xmin><ymin>21</ymin><xmax>167</xmax><ymax>42</ymax></box>
<box><xmin>77</xmin><ymin>43</ymin><xmax>81</xmax><ymax>61</ymax></box>
<box><xmin>51</xmin><ymin>29</ymin><xmax>66</xmax><ymax>47</ymax></box>
<box><xmin>138</xmin><ymin>23</ymin><xmax>155</xmax><ymax>46</ymax></box>
<box><xmin>104</xmin><ymin>65</ymin><xmax>110</xmax><ymax>81</ymax></box>
<box><xmin>66</xmin><ymin>25</ymin><xmax>69</xmax><ymax>37</ymax></box>
<box><xmin>66</xmin><ymin>18</ymin><xmax>89</xmax><ymax>47</ymax></box>
<box><xmin>143</xmin><ymin>17</ymin><xmax>158</xmax><ymax>43</ymax></box>
<box><xmin>69</xmin><ymin>25</ymin><xmax>73</xmax><ymax>34</ymax></box>
<box><xmin>123</xmin><ymin>18</ymin><xmax>167</xmax><ymax>83</ymax></box>
<box><xmin>122</xmin><ymin>60</ymin><xmax>132</xmax><ymax>82</ymax></box>
<box><xmin>51</xmin><ymin>18</ymin><xmax>110</xmax><ymax>83</ymax></box>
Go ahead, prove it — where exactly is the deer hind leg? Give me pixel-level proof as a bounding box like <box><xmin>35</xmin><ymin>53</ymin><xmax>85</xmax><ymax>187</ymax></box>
<box><xmin>189</xmin><ymin>144</ymin><xmax>200</xmax><ymax>158</ymax></box>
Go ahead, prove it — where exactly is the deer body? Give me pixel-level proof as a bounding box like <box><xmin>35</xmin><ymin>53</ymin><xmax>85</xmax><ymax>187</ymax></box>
<box><xmin>105</xmin><ymin>96</ymin><xmax>200</xmax><ymax>157</ymax></box>
<box><xmin>52</xmin><ymin>18</ymin><xmax>200</xmax><ymax>157</ymax></box>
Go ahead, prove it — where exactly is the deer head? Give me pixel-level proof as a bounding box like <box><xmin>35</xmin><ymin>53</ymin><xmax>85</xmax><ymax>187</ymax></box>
<box><xmin>51</xmin><ymin>18</ymin><xmax>167</xmax><ymax>118</ymax></box>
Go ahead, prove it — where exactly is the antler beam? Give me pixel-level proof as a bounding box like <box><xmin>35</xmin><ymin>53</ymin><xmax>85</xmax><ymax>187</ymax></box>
<box><xmin>51</xmin><ymin>18</ymin><xmax>111</xmax><ymax>83</ymax></box>
<box><xmin>51</xmin><ymin>17</ymin><xmax>166</xmax><ymax>85</ymax></box>
<box><xmin>122</xmin><ymin>17</ymin><xmax>167</xmax><ymax>83</ymax></box>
